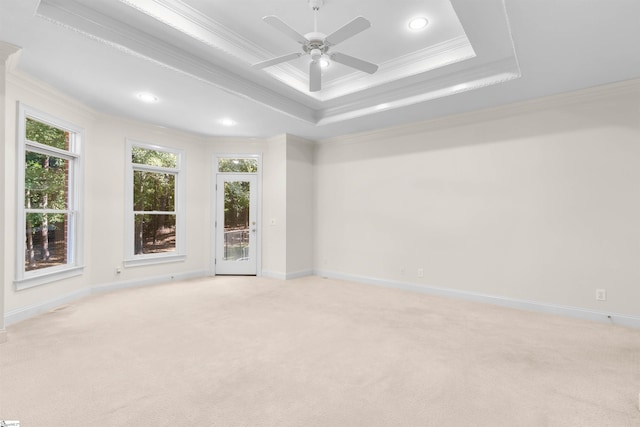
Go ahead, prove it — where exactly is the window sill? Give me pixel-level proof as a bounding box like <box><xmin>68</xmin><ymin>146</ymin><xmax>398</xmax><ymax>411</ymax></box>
<box><xmin>124</xmin><ymin>254</ymin><xmax>186</xmax><ymax>268</ymax></box>
<box><xmin>15</xmin><ymin>265</ymin><xmax>85</xmax><ymax>291</ymax></box>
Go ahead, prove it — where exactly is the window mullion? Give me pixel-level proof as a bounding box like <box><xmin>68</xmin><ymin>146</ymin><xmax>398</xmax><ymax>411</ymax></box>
<box><xmin>25</xmin><ymin>141</ymin><xmax>78</xmax><ymax>160</ymax></box>
<box><xmin>133</xmin><ymin>164</ymin><xmax>179</xmax><ymax>174</ymax></box>
<box><xmin>134</xmin><ymin>211</ymin><xmax>177</xmax><ymax>215</ymax></box>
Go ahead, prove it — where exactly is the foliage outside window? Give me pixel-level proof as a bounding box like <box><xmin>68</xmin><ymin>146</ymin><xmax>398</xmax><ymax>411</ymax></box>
<box><xmin>218</xmin><ymin>158</ymin><xmax>258</xmax><ymax>173</ymax></box>
<box><xmin>217</xmin><ymin>157</ymin><xmax>258</xmax><ymax>245</ymax></box>
<box><xmin>17</xmin><ymin>105</ymin><xmax>84</xmax><ymax>289</ymax></box>
<box><xmin>126</xmin><ymin>142</ymin><xmax>184</xmax><ymax>265</ymax></box>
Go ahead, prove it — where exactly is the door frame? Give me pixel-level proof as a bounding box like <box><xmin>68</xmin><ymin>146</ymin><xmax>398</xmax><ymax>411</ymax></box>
<box><xmin>211</xmin><ymin>153</ymin><xmax>262</xmax><ymax>276</ymax></box>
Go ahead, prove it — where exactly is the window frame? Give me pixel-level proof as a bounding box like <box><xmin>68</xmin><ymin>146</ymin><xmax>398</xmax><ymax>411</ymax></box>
<box><xmin>125</xmin><ymin>139</ymin><xmax>185</xmax><ymax>267</ymax></box>
<box><xmin>15</xmin><ymin>103</ymin><xmax>85</xmax><ymax>290</ymax></box>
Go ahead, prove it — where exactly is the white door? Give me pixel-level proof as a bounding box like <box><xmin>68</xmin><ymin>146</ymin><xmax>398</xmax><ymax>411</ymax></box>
<box><xmin>215</xmin><ymin>174</ymin><xmax>258</xmax><ymax>275</ymax></box>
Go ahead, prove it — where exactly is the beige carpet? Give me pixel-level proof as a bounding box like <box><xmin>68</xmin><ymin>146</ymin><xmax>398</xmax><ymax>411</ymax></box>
<box><xmin>1</xmin><ymin>276</ymin><xmax>639</xmax><ymax>426</ymax></box>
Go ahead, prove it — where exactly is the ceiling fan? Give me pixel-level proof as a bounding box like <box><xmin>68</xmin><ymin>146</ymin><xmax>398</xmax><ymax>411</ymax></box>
<box><xmin>252</xmin><ymin>0</ymin><xmax>379</xmax><ymax>92</ymax></box>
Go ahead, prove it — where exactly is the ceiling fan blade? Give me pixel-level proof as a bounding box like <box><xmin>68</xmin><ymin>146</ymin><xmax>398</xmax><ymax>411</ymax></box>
<box><xmin>253</xmin><ymin>53</ymin><xmax>303</xmax><ymax>69</ymax></box>
<box><xmin>263</xmin><ymin>16</ymin><xmax>308</xmax><ymax>45</ymax></box>
<box><xmin>309</xmin><ymin>60</ymin><xmax>321</xmax><ymax>92</ymax></box>
<box><xmin>330</xmin><ymin>52</ymin><xmax>378</xmax><ymax>74</ymax></box>
<box><xmin>324</xmin><ymin>16</ymin><xmax>371</xmax><ymax>47</ymax></box>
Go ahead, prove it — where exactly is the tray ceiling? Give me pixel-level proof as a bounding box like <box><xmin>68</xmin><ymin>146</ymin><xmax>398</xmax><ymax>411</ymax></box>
<box><xmin>35</xmin><ymin>0</ymin><xmax>519</xmax><ymax>124</ymax></box>
<box><xmin>1</xmin><ymin>0</ymin><xmax>639</xmax><ymax>139</ymax></box>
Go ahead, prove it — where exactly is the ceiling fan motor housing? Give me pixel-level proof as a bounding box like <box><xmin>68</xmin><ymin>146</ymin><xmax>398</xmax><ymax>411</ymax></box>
<box><xmin>303</xmin><ymin>32</ymin><xmax>329</xmax><ymax>58</ymax></box>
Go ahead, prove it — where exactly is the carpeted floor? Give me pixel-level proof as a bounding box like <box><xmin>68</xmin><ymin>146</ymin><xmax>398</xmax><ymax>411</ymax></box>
<box><xmin>1</xmin><ymin>275</ymin><xmax>639</xmax><ymax>426</ymax></box>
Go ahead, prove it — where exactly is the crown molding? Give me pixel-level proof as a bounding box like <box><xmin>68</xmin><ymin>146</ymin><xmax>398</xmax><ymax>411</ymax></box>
<box><xmin>317</xmin><ymin>57</ymin><xmax>521</xmax><ymax>124</ymax></box>
<box><xmin>7</xmin><ymin>70</ymin><xmax>98</xmax><ymax>122</ymax></box>
<box><xmin>37</xmin><ymin>0</ymin><xmax>318</xmax><ymax>123</ymax></box>
<box><xmin>0</xmin><ymin>41</ymin><xmax>21</xmax><ymax>70</ymax></box>
<box><xmin>118</xmin><ymin>0</ymin><xmax>270</xmax><ymax>61</ymax></box>
<box><xmin>314</xmin><ymin>36</ymin><xmax>476</xmax><ymax>101</ymax></box>
<box><xmin>35</xmin><ymin>0</ymin><xmax>523</xmax><ymax>128</ymax></box>
<box><xmin>286</xmin><ymin>133</ymin><xmax>316</xmax><ymax>147</ymax></box>
<box><xmin>317</xmin><ymin>78</ymin><xmax>640</xmax><ymax>146</ymax></box>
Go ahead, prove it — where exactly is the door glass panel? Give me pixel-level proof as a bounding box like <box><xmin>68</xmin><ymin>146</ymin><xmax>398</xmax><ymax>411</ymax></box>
<box><xmin>223</xmin><ymin>181</ymin><xmax>250</xmax><ymax>261</ymax></box>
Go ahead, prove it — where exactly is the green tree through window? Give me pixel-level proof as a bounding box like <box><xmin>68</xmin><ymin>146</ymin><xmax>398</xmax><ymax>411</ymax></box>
<box><xmin>131</xmin><ymin>146</ymin><xmax>179</xmax><ymax>255</ymax></box>
<box><xmin>24</xmin><ymin>119</ymin><xmax>71</xmax><ymax>271</ymax></box>
<box><xmin>218</xmin><ymin>158</ymin><xmax>258</xmax><ymax>173</ymax></box>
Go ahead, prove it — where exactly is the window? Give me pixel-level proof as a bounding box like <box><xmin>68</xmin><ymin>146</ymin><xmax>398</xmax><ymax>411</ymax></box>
<box><xmin>16</xmin><ymin>104</ymin><xmax>84</xmax><ymax>289</ymax></box>
<box><xmin>125</xmin><ymin>140</ymin><xmax>185</xmax><ymax>266</ymax></box>
<box><xmin>217</xmin><ymin>158</ymin><xmax>258</xmax><ymax>173</ymax></box>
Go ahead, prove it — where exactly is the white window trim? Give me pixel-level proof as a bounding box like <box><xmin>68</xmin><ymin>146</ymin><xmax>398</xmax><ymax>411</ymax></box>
<box><xmin>15</xmin><ymin>102</ymin><xmax>85</xmax><ymax>290</ymax></box>
<box><xmin>124</xmin><ymin>139</ymin><xmax>186</xmax><ymax>267</ymax></box>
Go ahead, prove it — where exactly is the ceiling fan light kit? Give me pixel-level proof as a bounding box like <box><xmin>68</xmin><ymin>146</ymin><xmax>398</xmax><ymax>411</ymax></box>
<box><xmin>253</xmin><ymin>0</ymin><xmax>379</xmax><ymax>92</ymax></box>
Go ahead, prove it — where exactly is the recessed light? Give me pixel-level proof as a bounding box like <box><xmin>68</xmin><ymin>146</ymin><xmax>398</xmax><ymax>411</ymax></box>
<box><xmin>136</xmin><ymin>92</ymin><xmax>158</xmax><ymax>103</ymax></box>
<box><xmin>219</xmin><ymin>118</ymin><xmax>236</xmax><ymax>126</ymax></box>
<box><xmin>408</xmin><ymin>17</ymin><xmax>429</xmax><ymax>31</ymax></box>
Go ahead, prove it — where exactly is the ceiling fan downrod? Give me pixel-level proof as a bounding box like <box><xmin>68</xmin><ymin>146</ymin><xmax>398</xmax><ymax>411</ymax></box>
<box><xmin>309</xmin><ymin>0</ymin><xmax>323</xmax><ymax>32</ymax></box>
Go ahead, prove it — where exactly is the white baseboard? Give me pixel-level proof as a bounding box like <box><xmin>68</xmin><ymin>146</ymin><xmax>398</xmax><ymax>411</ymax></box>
<box><xmin>261</xmin><ymin>270</ymin><xmax>287</xmax><ymax>280</ymax></box>
<box><xmin>5</xmin><ymin>287</ymin><xmax>91</xmax><ymax>326</ymax></box>
<box><xmin>5</xmin><ymin>270</ymin><xmax>207</xmax><ymax>327</ymax></box>
<box><xmin>8</xmin><ymin>269</ymin><xmax>639</xmax><ymax>329</ymax></box>
<box><xmin>92</xmin><ymin>270</ymin><xmax>207</xmax><ymax>294</ymax></box>
<box><xmin>261</xmin><ymin>270</ymin><xmax>313</xmax><ymax>280</ymax></box>
<box><xmin>285</xmin><ymin>270</ymin><xmax>313</xmax><ymax>280</ymax></box>
<box><xmin>315</xmin><ymin>269</ymin><xmax>640</xmax><ymax>329</ymax></box>
<box><xmin>0</xmin><ymin>329</ymin><xmax>7</xmax><ymax>344</ymax></box>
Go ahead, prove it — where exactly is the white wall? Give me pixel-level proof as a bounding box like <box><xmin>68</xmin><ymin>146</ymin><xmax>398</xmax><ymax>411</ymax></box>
<box><xmin>1</xmin><ymin>66</ymin><xmax>310</xmax><ymax>323</ymax></box>
<box><xmin>3</xmin><ymin>72</ymin><xmax>213</xmax><ymax>322</ymax></box>
<box><xmin>246</xmin><ymin>134</ymin><xmax>315</xmax><ymax>279</ymax></box>
<box><xmin>204</xmin><ymin>135</ymin><xmax>292</xmax><ymax>277</ymax></box>
<box><xmin>315</xmin><ymin>81</ymin><xmax>640</xmax><ymax>319</ymax></box>
<box><xmin>4</xmin><ymin>74</ymin><xmax>96</xmax><ymax>317</ymax></box>
<box><xmin>261</xmin><ymin>134</ymin><xmax>287</xmax><ymax>277</ymax></box>
<box><xmin>205</xmin><ymin>137</ymin><xmax>271</xmax><ymax>275</ymax></box>
<box><xmin>0</xmin><ymin>42</ymin><xmax>21</xmax><ymax>340</ymax></box>
<box><xmin>87</xmin><ymin>116</ymin><xmax>210</xmax><ymax>287</ymax></box>
<box><xmin>286</xmin><ymin>135</ymin><xmax>314</xmax><ymax>277</ymax></box>
<box><xmin>3</xmin><ymin>61</ymin><xmax>640</xmax><ymax>327</ymax></box>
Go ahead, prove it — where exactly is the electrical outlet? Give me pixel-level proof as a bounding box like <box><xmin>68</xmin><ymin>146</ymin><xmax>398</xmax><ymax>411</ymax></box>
<box><xmin>417</xmin><ymin>268</ymin><xmax>424</xmax><ymax>278</ymax></box>
<box><xmin>596</xmin><ymin>289</ymin><xmax>606</xmax><ymax>301</ymax></box>
<box><xmin>116</xmin><ymin>267</ymin><xmax>121</xmax><ymax>274</ymax></box>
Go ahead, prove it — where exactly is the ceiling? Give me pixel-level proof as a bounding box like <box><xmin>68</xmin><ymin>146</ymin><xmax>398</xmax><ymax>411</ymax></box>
<box><xmin>1</xmin><ymin>0</ymin><xmax>639</xmax><ymax>141</ymax></box>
